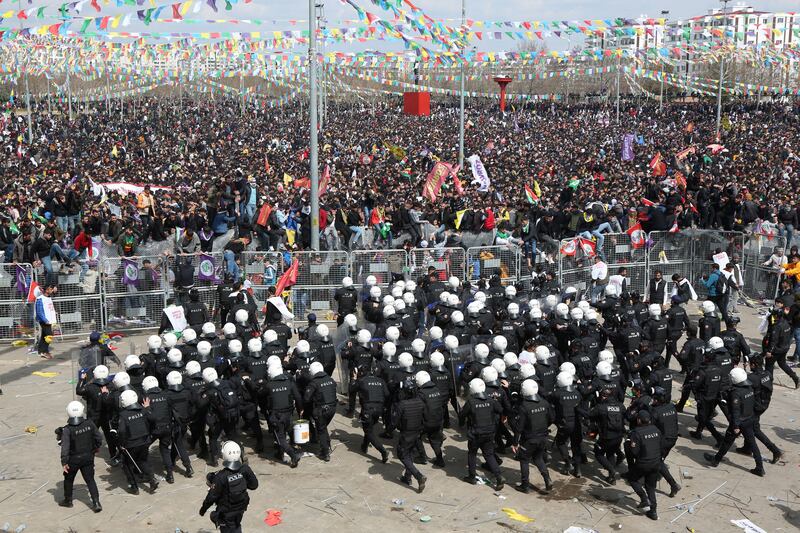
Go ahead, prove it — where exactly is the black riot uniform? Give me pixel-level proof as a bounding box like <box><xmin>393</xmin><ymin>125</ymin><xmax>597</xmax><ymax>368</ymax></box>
<box><xmin>584</xmin><ymin>392</ymin><xmax>626</xmax><ymax>484</ymax></box>
<box><xmin>304</xmin><ymin>369</ymin><xmax>338</xmax><ymax>461</ymax></box>
<box><xmin>59</xmin><ymin>415</ymin><xmax>103</xmax><ymax>510</ymax></box>
<box><xmin>356</xmin><ymin>371</ymin><xmax>390</xmax><ymax>462</ymax></box>
<box><xmin>334</xmin><ymin>285</ymin><xmax>359</xmax><ymax>325</ymax></box>
<box><xmin>312</xmin><ymin>336</ymin><xmax>338</xmax><ymax>377</ymax></box>
<box><xmin>549</xmin><ymin>382</ymin><xmax>583</xmax><ymax>477</ymax></box>
<box><xmin>664</xmin><ymin>301</ymin><xmax>692</xmax><ymax>367</ymax></box>
<box><xmin>698</xmin><ymin>311</ymin><xmax>720</xmax><ymax>342</ymax></box>
<box><xmin>720</xmin><ymin>322</ymin><xmax>750</xmax><ymax>365</ymax></box>
<box><xmin>740</xmin><ymin>357</ymin><xmax>782</xmax><ymax>462</ymax></box>
<box><xmin>706</xmin><ymin>377</ymin><xmax>765</xmax><ymax>476</ymax></box>
<box><xmin>650</xmin><ymin>389</ymin><xmax>681</xmax><ymax>496</ymax></box>
<box><xmin>429</xmin><ymin>360</ymin><xmax>457</xmax><ymax>428</ymax></box>
<box><xmin>344</xmin><ymin>342</ymin><xmax>374</xmax><ymax>415</ymax></box>
<box><xmin>512</xmin><ymin>393</ymin><xmax>554</xmax><ymax>492</ymax></box>
<box><xmin>395</xmin><ymin>388</ymin><xmax>428</xmax><ymax>491</ymax></box>
<box><xmin>199</xmin><ymin>460</ymin><xmax>259</xmax><ymax>533</ymax></box>
<box><xmin>203</xmin><ymin>378</ymin><xmax>242</xmax><ymax>465</ymax></box>
<box><xmin>116</xmin><ymin>399</ymin><xmax>159</xmax><ymax>493</ymax></box>
<box><xmin>265</xmin><ymin>372</ymin><xmax>303</xmax><ymax>466</ymax></box>
<box><xmin>144</xmin><ymin>385</ymin><xmax>178</xmax><ymax>481</ymax></box>
<box><xmin>417</xmin><ymin>379</ymin><xmax>447</xmax><ymax>466</ymax></box>
<box><xmin>186</xmin><ymin>371</ymin><xmax>209</xmax><ymax>459</ymax></box>
<box><xmin>642</xmin><ymin>314</ymin><xmax>669</xmax><ymax>356</ymax></box>
<box><xmin>625</xmin><ymin>411</ymin><xmax>662</xmax><ymax>520</ymax></box>
<box><xmin>75</xmin><ymin>371</ymin><xmax>116</xmax><ymax>459</ymax></box>
<box><xmin>689</xmin><ymin>354</ymin><xmax>725</xmax><ymax>445</ymax></box>
<box><xmin>165</xmin><ymin>380</ymin><xmax>194</xmax><ymax>477</ymax></box>
<box><xmin>459</xmin><ymin>391</ymin><xmax>505</xmax><ymax>489</ymax></box>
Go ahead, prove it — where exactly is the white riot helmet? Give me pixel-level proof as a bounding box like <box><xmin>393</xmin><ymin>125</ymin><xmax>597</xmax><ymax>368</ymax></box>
<box><xmin>119</xmin><ymin>389</ymin><xmax>139</xmax><ymax>409</ymax></box>
<box><xmin>565</xmin><ymin>287</ymin><xmax>577</xmax><ymax>298</ymax></box>
<box><xmin>403</xmin><ymin>292</ymin><xmax>415</xmax><ymax>306</ymax></box>
<box><xmin>267</xmin><ymin>355</ymin><xmax>282</xmax><ymax>368</ymax></box>
<box><xmin>507</xmin><ymin>302</ymin><xmax>519</xmax><ymax>318</ymax></box>
<box><xmin>386</xmin><ymin>326</ymin><xmax>400</xmax><ymax>342</ymax></box>
<box><xmin>166</xmin><ymin>371</ymin><xmax>183</xmax><ymax>387</ymax></box>
<box><xmin>412</xmin><ymin>338</ymin><xmax>426</xmax><ymax>354</ymax></box>
<box><xmin>570</xmin><ymin>307</ymin><xmax>584</xmax><ymax>321</ymax></box>
<box><xmin>294</xmin><ymin>340</ymin><xmax>310</xmax><ymax>355</ymax></box>
<box><xmin>394</xmin><ymin>280</ymin><xmax>407</xmax><ymax>291</ymax></box>
<box><xmin>585</xmin><ymin>309</ymin><xmax>598</xmax><ymax>323</ymax></box>
<box><xmin>222</xmin><ymin>323</ymin><xmax>236</xmax><ymax>336</ymax></box>
<box><xmin>730</xmin><ymin>367</ymin><xmax>748</xmax><ymax>385</ymax></box>
<box><xmin>505</xmin><ymin>285</ymin><xmax>517</xmax><ymax>298</ymax></box>
<box><xmin>445</xmin><ymin>293</ymin><xmax>459</xmax><ymax>307</ymax></box>
<box><xmin>316</xmin><ymin>324</ymin><xmax>329</xmax><ymax>339</ymax></box>
<box><xmin>577</xmin><ymin>300</ymin><xmax>591</xmax><ymax>314</ymax></box>
<box><xmin>559</xmin><ymin>362</ymin><xmax>576</xmax><ymax>377</ymax></box>
<box><xmin>221</xmin><ymin>441</ymin><xmax>242</xmax><ymax>468</ymax></box>
<box><xmin>124</xmin><ymin>354</ymin><xmax>142</xmax><ymax>371</ymax></box>
<box><xmin>365</xmin><ymin>275</ymin><xmax>377</xmax><ymax>287</ymax></box>
<box><xmin>147</xmin><ymin>335</ymin><xmax>162</xmax><ymax>350</ymax></box>
<box><xmin>235</xmin><ymin>310</ymin><xmax>249</xmax><ymax>324</ymax></box>
<box><xmin>529</xmin><ymin>298</ymin><xmax>541</xmax><ymax>310</ymax></box>
<box><xmin>263</xmin><ymin>330</ymin><xmax>278</xmax><ymax>344</ymax></box>
<box><xmin>182</xmin><ymin>328</ymin><xmax>197</xmax><ymax>342</ymax></box>
<box><xmin>491</xmin><ymin>358</ymin><xmax>507</xmax><ymax>378</ymax></box>
<box><xmin>469</xmin><ymin>378</ymin><xmax>486</xmax><ymax>397</ymax></box>
<box><xmin>202</xmin><ymin>322</ymin><xmax>216</xmax><ymax>336</ymax></box>
<box><xmin>405</xmin><ymin>280</ymin><xmax>417</xmax><ymax>292</ymax></box>
<box><xmin>398</xmin><ymin>352</ymin><xmax>414</xmax><ymax>371</ymax></box>
<box><xmin>198</xmin><ymin>340</ymin><xmax>212</xmax><ymax>357</ymax></box>
<box><xmin>439</xmin><ymin>291</ymin><xmax>450</xmax><ymax>304</ymax></box>
<box><xmin>474</xmin><ymin>343</ymin><xmax>490</xmax><ymax>363</ymax></box>
<box><xmin>544</xmin><ymin>294</ymin><xmax>558</xmax><ymax>308</ymax></box>
<box><xmin>467</xmin><ymin>302</ymin><xmax>481</xmax><ymax>316</ymax></box>
<box><xmin>530</xmin><ymin>308</ymin><xmax>542</xmax><ymax>319</ymax></box>
<box><xmin>701</xmin><ymin>300</ymin><xmax>716</xmax><ymax>314</ymax></box>
<box><xmin>382</xmin><ymin>305</ymin><xmax>396</xmax><ymax>319</ymax></box>
<box><xmin>382</xmin><ymin>342</ymin><xmax>397</xmax><ymax>360</ymax></box>
<box><xmin>185</xmin><ymin>361</ymin><xmax>202</xmax><ymax>376</ymax></box>
<box><xmin>474</xmin><ymin>291</ymin><xmax>487</xmax><ymax>304</ymax></box>
<box><xmin>369</xmin><ymin>286</ymin><xmax>381</xmax><ymax>299</ymax></box>
<box><xmin>503</xmin><ymin>352</ymin><xmax>518</xmax><ymax>367</ymax></box>
<box><xmin>67</xmin><ymin>401</ymin><xmax>85</xmax><ymax>419</ymax></box>
<box><xmin>415</xmin><ymin>370</ymin><xmax>431</xmax><ymax>387</ymax></box>
<box><xmin>142</xmin><ymin>376</ymin><xmax>160</xmax><ymax>392</ymax></box>
<box><xmin>309</xmin><ymin>362</ymin><xmax>325</xmax><ymax>375</ymax></box>
<box><xmin>648</xmin><ymin>303</ymin><xmax>662</xmax><ymax>317</ymax></box>
<box><xmin>596</xmin><ymin>361</ymin><xmax>613</xmax><ymax>379</ymax></box>
<box><xmin>556</xmin><ymin>371</ymin><xmax>574</xmax><ymax>388</ymax></box>
<box><xmin>394</xmin><ymin>300</ymin><xmax>406</xmax><ymax>313</ymax></box>
<box><xmin>268</xmin><ymin>365</ymin><xmax>284</xmax><ymax>379</ymax></box>
<box><xmin>228</xmin><ymin>339</ymin><xmax>243</xmax><ymax>355</ymax></box>
<box><xmin>535</xmin><ymin>345</ymin><xmax>551</xmax><ymax>364</ymax></box>
<box><xmin>429</xmin><ymin>326</ymin><xmax>443</xmax><ymax>341</ymax></box>
<box><xmin>445</xmin><ymin>335</ymin><xmax>459</xmax><ymax>351</ymax></box>
<box><xmin>598</xmin><ymin>350</ymin><xmax>614</xmax><ymax>364</ymax></box>
<box><xmin>382</xmin><ymin>295</ymin><xmax>395</xmax><ymax>307</ymax></box>
<box><xmin>202</xmin><ymin>367</ymin><xmax>218</xmax><ymax>384</ymax></box>
<box><xmin>451</xmin><ymin>311</ymin><xmax>464</xmax><ymax>324</ymax></box>
<box><xmin>521</xmin><ymin>379</ymin><xmax>540</xmax><ymax>400</ymax></box>
<box><xmin>163</xmin><ymin>332</ymin><xmax>178</xmax><ymax>348</ymax></box>
<box><xmin>92</xmin><ymin>365</ymin><xmax>109</xmax><ymax>382</ymax></box>
<box><xmin>604</xmin><ymin>285</ymin><xmax>617</xmax><ymax>297</ymax></box>
<box><xmin>708</xmin><ymin>336</ymin><xmax>724</xmax><ymax>351</ymax></box>
<box><xmin>520</xmin><ymin>363</ymin><xmax>536</xmax><ymax>379</ymax></box>
<box><xmin>430</xmin><ymin>351</ymin><xmax>445</xmax><ymax>370</ymax></box>
<box><xmin>248</xmin><ymin>338</ymin><xmax>263</xmax><ymax>354</ymax></box>
<box><xmin>342</xmin><ymin>276</ymin><xmax>353</xmax><ymax>288</ymax></box>
<box><xmin>481</xmin><ymin>366</ymin><xmax>499</xmax><ymax>385</ymax></box>
<box><xmin>391</xmin><ymin>286</ymin><xmax>403</xmax><ymax>299</ymax></box>
<box><xmin>492</xmin><ymin>336</ymin><xmax>508</xmax><ymax>352</ymax></box>
<box><xmin>344</xmin><ymin>314</ymin><xmax>358</xmax><ymax>328</ymax></box>
<box><xmin>167</xmin><ymin>348</ymin><xmax>183</xmax><ymax>367</ymax></box>
<box><xmin>356</xmin><ymin>329</ymin><xmax>371</xmax><ymax>346</ymax></box>
<box><xmin>448</xmin><ymin>276</ymin><xmax>460</xmax><ymax>289</ymax></box>
<box><xmin>555</xmin><ymin>303</ymin><xmax>569</xmax><ymax>319</ymax></box>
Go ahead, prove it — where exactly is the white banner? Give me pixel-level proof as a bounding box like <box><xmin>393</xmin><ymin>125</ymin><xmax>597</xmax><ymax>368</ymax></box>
<box><xmin>468</xmin><ymin>154</ymin><xmax>490</xmax><ymax>192</ymax></box>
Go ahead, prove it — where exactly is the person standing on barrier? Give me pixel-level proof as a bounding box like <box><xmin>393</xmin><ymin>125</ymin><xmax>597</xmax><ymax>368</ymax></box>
<box><xmin>762</xmin><ymin>302</ymin><xmax>800</xmax><ymax>388</ymax></box>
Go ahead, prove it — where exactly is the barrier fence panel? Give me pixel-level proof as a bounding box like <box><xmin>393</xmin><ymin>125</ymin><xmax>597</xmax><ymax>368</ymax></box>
<box><xmin>409</xmin><ymin>247</ymin><xmax>466</xmax><ymax>283</ymax></box>
<box><xmin>47</xmin><ymin>259</ymin><xmax>103</xmax><ymax>337</ymax></box>
<box><xmin>165</xmin><ymin>252</ymin><xmax>224</xmax><ymax>319</ymax></box>
<box><xmin>0</xmin><ymin>263</ymin><xmax>35</xmax><ymax>341</ymax></box>
<box><xmin>289</xmin><ymin>251</ymin><xmax>350</xmax><ymax>321</ymax></box>
<box><xmin>349</xmin><ymin>250</ymin><xmax>408</xmax><ymax>288</ymax></box>
<box><xmin>102</xmin><ymin>255</ymin><xmax>168</xmax><ymax>332</ymax></box>
<box><xmin>691</xmin><ymin>231</ymin><xmax>745</xmax><ymax>298</ymax></box>
<box><xmin>742</xmin><ymin>234</ymin><xmax>787</xmax><ymax>302</ymax></box>
<box><xmin>646</xmin><ymin>231</ymin><xmax>696</xmax><ymax>301</ymax></box>
<box><xmin>466</xmin><ymin>245</ymin><xmax>520</xmax><ymax>284</ymax></box>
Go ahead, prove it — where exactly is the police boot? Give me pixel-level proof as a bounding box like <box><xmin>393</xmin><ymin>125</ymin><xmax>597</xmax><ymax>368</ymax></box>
<box><xmin>605</xmin><ymin>471</ymin><xmax>616</xmax><ymax>485</ymax></box>
<box><xmin>669</xmin><ymin>483</ymin><xmax>681</xmax><ymax>497</ymax></box>
<box><xmin>432</xmin><ymin>455</ymin><xmax>446</xmax><ymax>468</ymax></box>
<box><xmin>495</xmin><ymin>476</ymin><xmax>505</xmax><ymax>491</ymax></box>
<box><xmin>514</xmin><ymin>482</ymin><xmax>532</xmax><ymax>494</ymax></box>
<box><xmin>360</xmin><ymin>440</ymin><xmax>369</xmax><ymax>454</ymax></box>
<box><xmin>572</xmin><ymin>464</ymin><xmax>582</xmax><ymax>478</ymax></box>
<box><xmin>380</xmin><ymin>450</ymin><xmax>389</xmax><ymax>464</ymax></box>
<box><xmin>185</xmin><ymin>465</ymin><xmax>194</xmax><ymax>478</ymax></box>
<box><xmin>290</xmin><ymin>455</ymin><xmax>301</xmax><ymax>469</ymax></box>
<box><xmin>128</xmin><ymin>484</ymin><xmax>140</xmax><ymax>495</ymax></box>
<box><xmin>149</xmin><ymin>476</ymin><xmax>160</xmax><ymax>492</ymax></box>
<box><xmin>58</xmin><ymin>499</ymin><xmax>73</xmax><ymax>508</ymax></box>
<box><xmin>750</xmin><ymin>467</ymin><xmax>765</xmax><ymax>477</ymax></box>
<box><xmin>92</xmin><ymin>500</ymin><xmax>102</xmax><ymax>513</ymax></box>
<box><xmin>646</xmin><ymin>509</ymin><xmax>658</xmax><ymax>521</ymax></box>
<box><xmin>543</xmin><ymin>476</ymin><xmax>554</xmax><ymax>493</ymax></box>
<box><xmin>417</xmin><ymin>475</ymin><xmax>427</xmax><ymax>494</ymax></box>
<box><xmin>165</xmin><ymin>469</ymin><xmax>174</xmax><ymax>484</ymax></box>
<box><xmin>703</xmin><ymin>452</ymin><xmax>720</xmax><ymax>467</ymax></box>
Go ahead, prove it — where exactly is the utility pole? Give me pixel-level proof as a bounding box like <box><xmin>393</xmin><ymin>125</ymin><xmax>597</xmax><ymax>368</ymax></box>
<box><xmin>18</xmin><ymin>0</ymin><xmax>33</xmax><ymax>143</ymax></box>
<box><xmin>105</xmin><ymin>65</ymin><xmax>111</xmax><ymax>114</ymax></box>
<box><xmin>66</xmin><ymin>62</ymin><xmax>73</xmax><ymax>122</ymax></box>
<box><xmin>240</xmin><ymin>59</ymin><xmax>245</xmax><ymax>117</ymax></box>
<box><xmin>309</xmin><ymin>0</ymin><xmax>320</xmax><ymax>250</ymax></box>
<box><xmin>458</xmin><ymin>0</ymin><xmax>466</xmax><ymax>170</ymax></box>
<box><xmin>716</xmin><ymin>0</ymin><xmax>731</xmax><ymax>139</ymax></box>
<box><xmin>615</xmin><ymin>53</ymin><xmax>621</xmax><ymax>123</ymax></box>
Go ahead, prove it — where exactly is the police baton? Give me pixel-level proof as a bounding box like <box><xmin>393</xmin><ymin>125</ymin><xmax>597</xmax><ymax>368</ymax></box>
<box><xmin>119</xmin><ymin>446</ymin><xmax>144</xmax><ymax>475</ymax></box>
<box><xmin>448</xmin><ymin>357</ymin><xmax>461</xmax><ymax>417</ymax></box>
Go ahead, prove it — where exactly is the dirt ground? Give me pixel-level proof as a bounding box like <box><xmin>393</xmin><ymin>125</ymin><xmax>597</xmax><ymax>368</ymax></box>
<box><xmin>0</xmin><ymin>303</ymin><xmax>799</xmax><ymax>533</ymax></box>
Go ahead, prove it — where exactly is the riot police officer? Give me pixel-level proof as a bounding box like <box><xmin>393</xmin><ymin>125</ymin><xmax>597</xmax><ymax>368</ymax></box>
<box><xmin>115</xmin><ymin>389</ymin><xmax>159</xmax><ymax>494</ymax></box>
<box><xmin>395</xmin><ymin>378</ymin><xmax>427</xmax><ymax>493</ymax></box>
<box><xmin>428</xmin><ymin>351</ymin><xmax>457</xmax><ymax>428</ymax></box>
<box><xmin>625</xmin><ymin>410</ymin><xmax>662</xmax><ymax>520</ymax></box>
<box><xmin>664</xmin><ymin>296</ymin><xmax>692</xmax><ymax>368</ymax></box>
<box><xmin>334</xmin><ymin>276</ymin><xmax>359</xmax><ymax>326</ymax></box>
<box><xmin>720</xmin><ymin>317</ymin><xmax>750</xmax><ymax>365</ymax></box>
<box><xmin>416</xmin><ymin>371</ymin><xmax>446</xmax><ymax>467</ymax></box>
<box><xmin>164</xmin><ymin>370</ymin><xmax>194</xmax><ymax>478</ymax></box>
<box><xmin>265</xmin><ymin>364</ymin><xmax>303</xmax><ymax>467</ymax></box>
<box><xmin>549</xmin><ymin>372</ymin><xmax>583</xmax><ymax>477</ymax></box>
<box><xmin>459</xmin><ymin>379</ymin><xmax>505</xmax><ymax>490</ymax></box>
<box><xmin>58</xmin><ymin>401</ymin><xmax>103</xmax><ymax>512</ymax></box>
<box><xmin>142</xmin><ymin>376</ymin><xmax>177</xmax><ymax>482</ymax></box>
<box><xmin>512</xmin><ymin>380</ymin><xmax>554</xmax><ymax>493</ymax></box>
<box><xmin>650</xmin><ymin>387</ymin><xmax>681</xmax><ymax>497</ymax></box>
<box><xmin>356</xmin><ymin>363</ymin><xmax>390</xmax><ymax>463</ymax></box>
<box><xmin>689</xmin><ymin>349</ymin><xmax>725</xmax><ymax>446</ymax></box>
<box><xmin>738</xmin><ymin>353</ymin><xmax>783</xmax><ymax>464</ymax></box>
<box><xmin>304</xmin><ymin>362</ymin><xmax>338</xmax><ymax>461</ymax></box>
<box><xmin>583</xmin><ymin>387</ymin><xmax>625</xmax><ymax>485</ymax></box>
<box><xmin>75</xmin><ymin>365</ymin><xmax>116</xmax><ymax>461</ymax></box>
<box><xmin>698</xmin><ymin>300</ymin><xmax>721</xmax><ymax>342</ymax></box>
<box><xmin>199</xmin><ymin>441</ymin><xmax>259</xmax><ymax>533</ymax></box>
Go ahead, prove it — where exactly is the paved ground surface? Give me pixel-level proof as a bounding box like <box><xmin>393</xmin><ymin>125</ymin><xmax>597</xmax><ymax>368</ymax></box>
<box><xmin>1</xmin><ymin>303</ymin><xmax>799</xmax><ymax>533</ymax></box>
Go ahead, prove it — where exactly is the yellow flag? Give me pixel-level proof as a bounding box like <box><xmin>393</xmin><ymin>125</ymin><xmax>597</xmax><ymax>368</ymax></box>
<box><xmin>454</xmin><ymin>209</ymin><xmax>467</xmax><ymax>230</ymax></box>
<box><xmin>283</xmin><ymin>173</ymin><xmax>293</xmax><ymax>187</ymax></box>
<box><xmin>533</xmin><ymin>180</ymin><xmax>542</xmax><ymax>198</ymax></box>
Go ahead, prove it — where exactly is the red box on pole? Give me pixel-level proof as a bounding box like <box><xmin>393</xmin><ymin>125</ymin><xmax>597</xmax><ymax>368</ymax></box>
<box><xmin>403</xmin><ymin>92</ymin><xmax>430</xmax><ymax>116</ymax></box>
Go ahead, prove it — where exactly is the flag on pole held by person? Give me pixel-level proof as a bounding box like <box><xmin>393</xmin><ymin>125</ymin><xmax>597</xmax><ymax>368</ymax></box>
<box><xmin>622</xmin><ymin>133</ymin><xmax>635</xmax><ymax>161</ymax></box>
<box><xmin>15</xmin><ymin>265</ymin><xmax>28</xmax><ymax>296</ymax></box>
<box><xmin>198</xmin><ymin>254</ymin><xmax>218</xmax><ymax>282</ymax></box>
<box><xmin>422</xmin><ymin>161</ymin><xmax>453</xmax><ymax>202</ymax></box>
<box><xmin>627</xmin><ymin>222</ymin><xmax>646</xmax><ymax>248</ymax></box>
<box><xmin>275</xmin><ymin>258</ymin><xmax>299</xmax><ymax>295</ymax></box>
<box><xmin>319</xmin><ymin>164</ymin><xmax>331</xmax><ymax>196</ymax></box>
<box><xmin>642</xmin><ymin>198</ymin><xmax>657</xmax><ymax>207</ymax></box>
<box><xmin>533</xmin><ymin>180</ymin><xmax>542</xmax><ymax>198</ymax></box>
<box><xmin>649</xmin><ymin>152</ymin><xmax>666</xmax><ymax>176</ymax></box>
<box><xmin>578</xmin><ymin>238</ymin><xmax>597</xmax><ymax>257</ymax></box>
<box><xmin>524</xmin><ymin>184</ymin><xmax>538</xmax><ymax>204</ymax></box>
<box><xmin>26</xmin><ymin>279</ymin><xmax>40</xmax><ymax>303</ymax></box>
<box><xmin>560</xmin><ymin>238</ymin><xmax>577</xmax><ymax>257</ymax></box>
<box><xmin>122</xmin><ymin>259</ymin><xmax>139</xmax><ymax>286</ymax></box>
<box><xmin>467</xmin><ymin>154</ymin><xmax>490</xmax><ymax>192</ymax></box>
<box><xmin>256</xmin><ymin>203</ymin><xmax>272</xmax><ymax>227</ymax></box>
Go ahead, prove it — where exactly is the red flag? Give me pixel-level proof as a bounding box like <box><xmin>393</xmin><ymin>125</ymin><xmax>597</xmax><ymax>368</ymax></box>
<box><xmin>264</xmin><ymin>155</ymin><xmax>271</xmax><ymax>173</ymax></box>
<box><xmin>649</xmin><ymin>152</ymin><xmax>666</xmax><ymax>176</ymax></box>
<box><xmin>275</xmin><ymin>259</ymin><xmax>299</xmax><ymax>295</ymax></box>
<box><xmin>90</xmin><ymin>0</ymin><xmax>101</xmax><ymax>11</ymax></box>
<box><xmin>642</xmin><ymin>198</ymin><xmax>656</xmax><ymax>207</ymax></box>
<box><xmin>560</xmin><ymin>238</ymin><xmax>577</xmax><ymax>257</ymax></box>
<box><xmin>627</xmin><ymin>222</ymin><xmax>646</xmax><ymax>249</ymax></box>
<box><xmin>319</xmin><ymin>164</ymin><xmax>331</xmax><ymax>196</ymax></box>
<box><xmin>365</xmin><ymin>11</ymin><xmax>379</xmax><ymax>24</ymax></box>
<box><xmin>668</xmin><ymin>221</ymin><xmax>680</xmax><ymax>233</ymax></box>
<box><xmin>256</xmin><ymin>203</ymin><xmax>272</xmax><ymax>227</ymax></box>
<box><xmin>172</xmin><ymin>4</ymin><xmax>183</xmax><ymax>19</ymax></box>
<box><xmin>26</xmin><ymin>280</ymin><xmax>40</xmax><ymax>303</ymax></box>
<box><xmin>293</xmin><ymin>176</ymin><xmax>310</xmax><ymax>189</ymax></box>
<box><xmin>359</xmin><ymin>154</ymin><xmax>373</xmax><ymax>165</ymax></box>
<box><xmin>578</xmin><ymin>238</ymin><xmax>597</xmax><ymax>258</ymax></box>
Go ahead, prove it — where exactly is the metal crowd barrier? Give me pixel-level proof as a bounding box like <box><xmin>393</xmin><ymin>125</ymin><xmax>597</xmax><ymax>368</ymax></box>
<box><xmin>1</xmin><ymin>229</ymin><xmax>791</xmax><ymax>342</ymax></box>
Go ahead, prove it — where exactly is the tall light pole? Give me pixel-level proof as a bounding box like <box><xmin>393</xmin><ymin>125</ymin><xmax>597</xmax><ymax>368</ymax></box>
<box><xmin>458</xmin><ymin>0</ymin><xmax>466</xmax><ymax>170</ymax></box>
<box><xmin>716</xmin><ymin>0</ymin><xmax>731</xmax><ymax>139</ymax></box>
<box><xmin>309</xmin><ymin>1</ymin><xmax>320</xmax><ymax>250</ymax></box>
<box><xmin>615</xmin><ymin>53</ymin><xmax>621</xmax><ymax>123</ymax></box>
<box><xmin>659</xmin><ymin>10</ymin><xmax>669</xmax><ymax>112</ymax></box>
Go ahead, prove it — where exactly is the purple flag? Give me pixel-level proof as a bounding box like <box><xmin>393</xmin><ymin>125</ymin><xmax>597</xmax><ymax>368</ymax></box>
<box><xmin>122</xmin><ymin>259</ymin><xmax>139</xmax><ymax>286</ymax></box>
<box><xmin>15</xmin><ymin>265</ymin><xmax>28</xmax><ymax>295</ymax></box>
<box><xmin>198</xmin><ymin>254</ymin><xmax>217</xmax><ymax>282</ymax></box>
<box><xmin>207</xmin><ymin>0</ymin><xmax>218</xmax><ymax>12</ymax></box>
<box><xmin>622</xmin><ymin>133</ymin><xmax>635</xmax><ymax>162</ymax></box>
